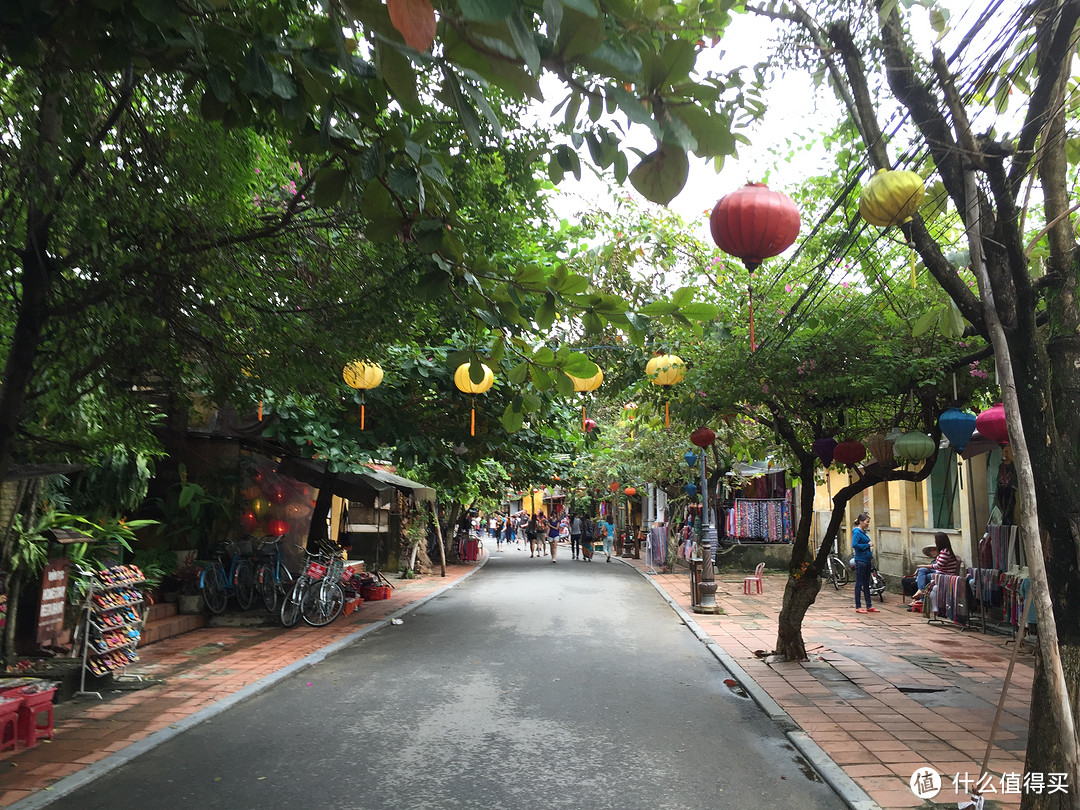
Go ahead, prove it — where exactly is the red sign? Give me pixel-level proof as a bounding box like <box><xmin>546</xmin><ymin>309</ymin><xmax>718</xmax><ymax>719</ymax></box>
<box><xmin>37</xmin><ymin>560</ymin><xmax>69</xmax><ymax>646</ymax></box>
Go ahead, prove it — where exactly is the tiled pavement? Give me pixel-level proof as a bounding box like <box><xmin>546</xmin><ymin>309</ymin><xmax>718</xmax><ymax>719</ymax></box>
<box><xmin>0</xmin><ymin>551</ymin><xmax>1036</xmax><ymax>810</ymax></box>
<box><xmin>626</xmin><ymin>558</ymin><xmax>1033</xmax><ymax>809</ymax></box>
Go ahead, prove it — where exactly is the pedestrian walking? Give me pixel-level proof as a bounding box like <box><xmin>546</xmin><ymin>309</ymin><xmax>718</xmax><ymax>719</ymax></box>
<box><xmin>580</xmin><ymin>514</ymin><xmax>594</xmax><ymax>561</ymax></box>
<box><xmin>852</xmin><ymin>512</ymin><xmax>878</xmax><ymax>614</ymax></box>
<box><xmin>570</xmin><ymin>512</ymin><xmax>582</xmax><ymax>560</ymax></box>
<box><xmin>601</xmin><ymin>514</ymin><xmax>615</xmax><ymax>562</ymax></box>
<box><xmin>527</xmin><ymin>512</ymin><xmax>540</xmax><ymax>557</ymax></box>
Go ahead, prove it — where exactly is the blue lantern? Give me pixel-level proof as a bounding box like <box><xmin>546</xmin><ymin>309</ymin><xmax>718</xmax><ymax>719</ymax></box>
<box><xmin>939</xmin><ymin>408</ymin><xmax>977</xmax><ymax>453</ymax></box>
<box><xmin>685</xmin><ymin>483</ymin><xmax>698</xmax><ymax>497</ymax></box>
<box><xmin>684</xmin><ymin>451</ymin><xmax>698</xmax><ymax>468</ymax></box>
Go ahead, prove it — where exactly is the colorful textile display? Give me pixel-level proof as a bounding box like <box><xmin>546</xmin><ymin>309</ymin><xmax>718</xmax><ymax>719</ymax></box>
<box><xmin>727</xmin><ymin>499</ymin><xmax>792</xmax><ymax>543</ymax></box>
<box><xmin>928</xmin><ymin>572</ymin><xmax>968</xmax><ymax>625</ymax></box>
<box><xmin>980</xmin><ymin>524</ymin><xmax>1021</xmax><ymax>571</ymax></box>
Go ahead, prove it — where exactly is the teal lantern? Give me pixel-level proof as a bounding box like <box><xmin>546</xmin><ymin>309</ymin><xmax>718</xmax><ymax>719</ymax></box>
<box><xmin>938</xmin><ymin>408</ymin><xmax>977</xmax><ymax>453</ymax></box>
<box><xmin>685</xmin><ymin>483</ymin><xmax>698</xmax><ymax>497</ymax></box>
<box><xmin>893</xmin><ymin>431</ymin><xmax>935</xmax><ymax>463</ymax></box>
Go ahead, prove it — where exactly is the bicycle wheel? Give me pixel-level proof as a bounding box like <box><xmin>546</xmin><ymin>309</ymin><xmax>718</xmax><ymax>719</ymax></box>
<box><xmin>302</xmin><ymin>582</ymin><xmax>344</xmax><ymax>627</ymax></box>
<box><xmin>257</xmin><ymin>563</ymin><xmax>278</xmax><ymax>613</ymax></box>
<box><xmin>826</xmin><ymin>556</ymin><xmax>847</xmax><ymax>589</ymax></box>
<box><xmin>234</xmin><ymin>560</ymin><xmax>257</xmax><ymax>610</ymax></box>
<box><xmin>201</xmin><ymin>564</ymin><xmax>228</xmax><ymax>614</ymax></box>
<box><xmin>280</xmin><ymin>577</ymin><xmax>306</xmax><ymax>628</ymax></box>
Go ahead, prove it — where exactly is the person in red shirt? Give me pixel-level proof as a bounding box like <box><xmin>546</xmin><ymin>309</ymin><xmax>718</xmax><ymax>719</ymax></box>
<box><xmin>913</xmin><ymin>532</ymin><xmax>960</xmax><ymax>598</ymax></box>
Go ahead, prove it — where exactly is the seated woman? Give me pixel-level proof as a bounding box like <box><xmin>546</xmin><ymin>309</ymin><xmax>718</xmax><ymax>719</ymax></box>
<box><xmin>912</xmin><ymin>532</ymin><xmax>960</xmax><ymax>598</ymax></box>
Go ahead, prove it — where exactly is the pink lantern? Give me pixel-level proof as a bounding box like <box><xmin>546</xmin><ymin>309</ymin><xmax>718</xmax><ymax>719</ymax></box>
<box><xmin>583</xmin><ymin>418</ymin><xmax>596</xmax><ymax>433</ymax></box>
<box><xmin>976</xmin><ymin>403</ymin><xmax>1010</xmax><ymax>445</ymax></box>
<box><xmin>267</xmin><ymin>518</ymin><xmax>291</xmax><ymax>537</ymax></box>
<box><xmin>833</xmin><ymin>440</ymin><xmax>867</xmax><ymax>466</ymax></box>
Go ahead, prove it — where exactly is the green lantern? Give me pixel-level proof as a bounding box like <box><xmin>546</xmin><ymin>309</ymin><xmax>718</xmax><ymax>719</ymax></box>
<box><xmin>893</xmin><ymin>431</ymin><xmax>935</xmax><ymax>463</ymax></box>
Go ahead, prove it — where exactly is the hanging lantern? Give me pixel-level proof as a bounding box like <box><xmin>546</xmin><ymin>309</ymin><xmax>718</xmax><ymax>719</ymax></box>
<box><xmin>684</xmin><ymin>451</ymin><xmax>698</xmax><ymax>468</ymax></box>
<box><xmin>646</xmin><ymin>354</ymin><xmax>685</xmax><ymax>426</ymax></box>
<box><xmin>250</xmin><ymin>497</ymin><xmax>271</xmax><ymax>519</ymax></box>
<box><xmin>812</xmin><ymin>437</ymin><xmax>837</xmax><ymax>466</ymax></box>
<box><xmin>709</xmin><ymin>183</ymin><xmax>802</xmax><ymax>351</ymax></box>
<box><xmin>624</xmin><ymin>486</ymin><xmax>637</xmax><ymax>497</ymax></box>
<box><xmin>685</xmin><ymin>483</ymin><xmax>698</xmax><ymax>497</ymax></box>
<box><xmin>939</xmin><ymin>408</ymin><xmax>977</xmax><ymax>453</ymax></box>
<box><xmin>833</xmin><ymin>440</ymin><xmax>867</xmax><ymax>466</ymax></box>
<box><xmin>583</xmin><ymin>418</ymin><xmax>596</xmax><ymax>433</ymax></box>
<box><xmin>976</xmin><ymin>403</ymin><xmax>1010</xmax><ymax>445</ymax></box>
<box><xmin>893</xmin><ymin>431</ymin><xmax>936</xmax><ymax>463</ymax></box>
<box><xmin>864</xmin><ymin>433</ymin><xmax>894</xmax><ymax>465</ymax></box>
<box><xmin>454</xmin><ymin>361</ymin><xmax>495</xmax><ymax>437</ymax></box>
<box><xmin>566</xmin><ymin>367</ymin><xmax>603</xmax><ymax>431</ymax></box>
<box><xmin>240</xmin><ymin>510</ymin><xmax>259</xmax><ymax>533</ymax></box>
<box><xmin>690</xmin><ymin>426</ymin><xmax>716</xmax><ymax>448</ymax></box>
<box><xmin>266</xmin><ymin>520</ymin><xmax>291</xmax><ymax>540</ymax></box>
<box><xmin>343</xmin><ymin>360</ymin><xmax>384</xmax><ymax>430</ymax></box>
<box><xmin>859</xmin><ymin>168</ymin><xmax>925</xmax><ymax>288</ymax></box>
<box><xmin>608</xmin><ymin>481</ymin><xmax>620</xmax><ymax>493</ymax></box>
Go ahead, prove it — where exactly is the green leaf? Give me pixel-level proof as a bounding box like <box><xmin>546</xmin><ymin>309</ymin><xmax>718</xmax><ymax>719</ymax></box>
<box><xmin>562</xmin><ymin>354</ymin><xmax>599</xmax><ymax>377</ymax></box>
<box><xmin>507</xmin><ymin>8</ymin><xmax>541</xmax><ymax>74</ymax></box>
<box><xmin>639</xmin><ymin>300</ymin><xmax>678</xmax><ymax>316</ymax></box>
<box><xmin>377</xmin><ymin>43</ymin><xmax>422</xmax><ymax>115</ymax></box>
<box><xmin>501</xmin><ymin>403</ymin><xmax>524</xmax><ymax>433</ymax></box>
<box><xmin>912</xmin><ymin>309</ymin><xmax>939</xmax><ymax>337</ymax></box>
<box><xmin>536</xmin><ymin>293</ymin><xmax>556</xmax><ymax>329</ymax></box>
<box><xmin>458</xmin><ymin>0</ymin><xmax>516</xmax><ymax>23</ymax></box>
<box><xmin>521</xmin><ymin>390</ymin><xmax>542</xmax><ymax>412</ymax></box>
<box><xmin>679</xmin><ymin>302</ymin><xmax>720</xmax><ymax>320</ymax></box>
<box><xmin>508</xmin><ymin>361</ymin><xmax>529</xmax><ymax>384</ymax></box>
<box><xmin>313</xmin><ymin>168</ymin><xmax>349</xmax><ymax>208</ymax></box>
<box><xmin>628</xmin><ymin>144</ymin><xmax>688</xmax><ymax>205</ymax></box>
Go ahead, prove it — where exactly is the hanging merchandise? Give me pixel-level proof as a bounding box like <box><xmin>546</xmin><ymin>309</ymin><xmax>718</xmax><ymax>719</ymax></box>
<box><xmin>976</xmin><ymin>403</ymin><xmax>1010</xmax><ymax>445</ymax></box>
<box><xmin>939</xmin><ymin>408</ymin><xmax>977</xmax><ymax>452</ymax></box>
<box><xmin>709</xmin><ymin>183</ymin><xmax>801</xmax><ymax>350</ymax></box>
<box><xmin>645</xmin><ymin>354</ymin><xmax>685</xmax><ymax>426</ymax></box>
<box><xmin>685</xmin><ymin>483</ymin><xmax>698</xmax><ymax>497</ymax></box>
<box><xmin>690</xmin><ymin>426</ymin><xmax>716</xmax><ymax>448</ymax></box>
<box><xmin>454</xmin><ymin>361</ymin><xmax>495</xmax><ymax>437</ymax></box>
<box><xmin>858</xmin><ymin>168</ymin><xmax>925</xmax><ymax>287</ymax></box>
<box><xmin>342</xmin><ymin>360</ymin><xmax>384</xmax><ymax>430</ymax></box>
<box><xmin>864</xmin><ymin>433</ymin><xmax>894</xmax><ymax>465</ymax></box>
<box><xmin>624</xmin><ymin>486</ymin><xmax>637</xmax><ymax>497</ymax></box>
<box><xmin>893</xmin><ymin>431</ymin><xmax>935</xmax><ymax>464</ymax></box>
<box><xmin>566</xmin><ymin>367</ymin><xmax>603</xmax><ymax>431</ymax></box>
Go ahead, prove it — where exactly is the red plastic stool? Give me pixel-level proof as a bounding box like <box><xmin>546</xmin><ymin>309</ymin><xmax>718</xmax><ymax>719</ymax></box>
<box><xmin>16</xmin><ymin>687</ymin><xmax>56</xmax><ymax>748</ymax></box>
<box><xmin>0</xmin><ymin>697</ymin><xmax>20</xmax><ymax>752</ymax></box>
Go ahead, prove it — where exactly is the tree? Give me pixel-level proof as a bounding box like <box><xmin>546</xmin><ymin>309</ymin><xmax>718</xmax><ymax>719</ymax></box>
<box><xmin>754</xmin><ymin>0</ymin><xmax>1080</xmax><ymax>798</ymax></box>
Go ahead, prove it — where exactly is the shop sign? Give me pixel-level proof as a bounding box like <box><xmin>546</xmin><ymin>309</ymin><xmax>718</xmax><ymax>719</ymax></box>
<box><xmin>37</xmin><ymin>559</ymin><xmax>69</xmax><ymax>646</ymax></box>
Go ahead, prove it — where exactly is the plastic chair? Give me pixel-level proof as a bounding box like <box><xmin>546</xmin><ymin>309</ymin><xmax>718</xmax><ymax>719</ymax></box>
<box><xmin>0</xmin><ymin>698</ymin><xmax>19</xmax><ymax>752</ymax></box>
<box><xmin>743</xmin><ymin>563</ymin><xmax>765</xmax><ymax>594</ymax></box>
<box><xmin>16</xmin><ymin>688</ymin><xmax>55</xmax><ymax>748</ymax></box>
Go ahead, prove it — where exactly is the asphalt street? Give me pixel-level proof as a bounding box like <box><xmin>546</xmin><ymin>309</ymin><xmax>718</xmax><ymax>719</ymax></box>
<box><xmin>47</xmin><ymin>550</ymin><xmax>845</xmax><ymax>809</ymax></box>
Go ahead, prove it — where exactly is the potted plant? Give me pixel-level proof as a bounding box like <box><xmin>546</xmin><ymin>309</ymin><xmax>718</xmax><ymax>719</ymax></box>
<box><xmin>175</xmin><ymin>555</ymin><xmax>204</xmax><ymax>615</ymax></box>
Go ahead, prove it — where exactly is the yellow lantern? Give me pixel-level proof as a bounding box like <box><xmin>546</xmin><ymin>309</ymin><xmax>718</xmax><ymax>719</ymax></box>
<box><xmin>645</xmin><ymin>354</ymin><xmax>685</xmax><ymax>426</ymax></box>
<box><xmin>343</xmin><ymin>360</ymin><xmax>384</xmax><ymax>430</ymax></box>
<box><xmin>859</xmin><ymin>168</ymin><xmax>925</xmax><ymax>288</ymax></box>
<box><xmin>566</xmin><ymin>367</ymin><xmax>603</xmax><ymax>431</ymax></box>
<box><xmin>454</xmin><ymin>362</ymin><xmax>495</xmax><ymax>436</ymax></box>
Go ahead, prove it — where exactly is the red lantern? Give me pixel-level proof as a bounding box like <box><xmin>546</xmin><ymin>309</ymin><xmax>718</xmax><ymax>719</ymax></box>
<box><xmin>709</xmin><ymin>183</ymin><xmax>801</xmax><ymax>351</ymax></box>
<box><xmin>267</xmin><ymin>518</ymin><xmax>291</xmax><ymax>537</ymax></box>
<box><xmin>624</xmin><ymin>486</ymin><xmax>637</xmax><ymax>496</ymax></box>
<box><xmin>976</xmin><ymin>403</ymin><xmax>1010</xmax><ymax>445</ymax></box>
<box><xmin>833</xmin><ymin>440</ymin><xmax>867</xmax><ymax>466</ymax></box>
<box><xmin>583</xmin><ymin>418</ymin><xmax>596</xmax><ymax>432</ymax></box>
<box><xmin>240</xmin><ymin>510</ymin><xmax>258</xmax><ymax>533</ymax></box>
<box><xmin>608</xmin><ymin>481</ymin><xmax>619</xmax><ymax>493</ymax></box>
<box><xmin>690</xmin><ymin>426</ymin><xmax>716</xmax><ymax>448</ymax></box>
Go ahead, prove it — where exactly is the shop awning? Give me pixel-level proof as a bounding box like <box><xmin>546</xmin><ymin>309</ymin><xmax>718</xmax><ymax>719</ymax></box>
<box><xmin>276</xmin><ymin>457</ymin><xmax>395</xmax><ymax>506</ymax></box>
<box><xmin>363</xmin><ymin>467</ymin><xmax>436</xmax><ymax>504</ymax></box>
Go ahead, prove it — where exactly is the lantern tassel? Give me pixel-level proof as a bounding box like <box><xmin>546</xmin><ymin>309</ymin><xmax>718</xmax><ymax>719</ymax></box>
<box><xmin>258</xmin><ymin>400</ymin><xmax>263</xmax><ymax>421</ymax></box>
<box><xmin>582</xmin><ymin>404</ymin><xmax>586</xmax><ymax>432</ymax></box>
<box><xmin>471</xmin><ymin>405</ymin><xmax>476</xmax><ymax>437</ymax></box>
<box><xmin>748</xmin><ymin>281</ymin><xmax>757</xmax><ymax>352</ymax></box>
<box><xmin>665</xmin><ymin>399</ymin><xmax>670</xmax><ymax>427</ymax></box>
<box><xmin>361</xmin><ymin>401</ymin><xmax>366</xmax><ymax>431</ymax></box>
<box><xmin>909</xmin><ymin>241</ymin><xmax>917</xmax><ymax>288</ymax></box>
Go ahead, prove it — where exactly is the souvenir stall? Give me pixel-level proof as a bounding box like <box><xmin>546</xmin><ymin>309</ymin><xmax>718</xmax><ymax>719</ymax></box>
<box><xmin>719</xmin><ymin>462</ymin><xmax>793</xmax><ymax>544</ymax></box>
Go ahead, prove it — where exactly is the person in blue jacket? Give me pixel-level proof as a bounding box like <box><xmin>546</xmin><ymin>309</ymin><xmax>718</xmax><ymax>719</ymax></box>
<box><xmin>851</xmin><ymin>512</ymin><xmax>878</xmax><ymax>614</ymax></box>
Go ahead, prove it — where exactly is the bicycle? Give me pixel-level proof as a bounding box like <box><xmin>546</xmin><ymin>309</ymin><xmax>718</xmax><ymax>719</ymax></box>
<box><xmin>824</xmin><ymin>551</ymin><xmax>849</xmax><ymax>589</ymax></box>
<box><xmin>255</xmin><ymin>536</ymin><xmax>294</xmax><ymax>613</ymax></box>
<box><xmin>199</xmin><ymin>537</ymin><xmax>258</xmax><ymax>614</ymax></box>
<box><xmin>280</xmin><ymin>545</ymin><xmax>332</xmax><ymax>627</ymax></box>
<box><xmin>301</xmin><ymin>555</ymin><xmax>346</xmax><ymax>627</ymax></box>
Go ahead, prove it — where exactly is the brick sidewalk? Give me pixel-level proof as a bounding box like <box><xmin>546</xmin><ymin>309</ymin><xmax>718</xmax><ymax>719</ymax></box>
<box><xmin>0</xmin><ymin>563</ymin><xmax>480</xmax><ymax>808</ymax></box>
<box><xmin>627</xmin><ymin>558</ymin><xmax>1033</xmax><ymax>809</ymax></box>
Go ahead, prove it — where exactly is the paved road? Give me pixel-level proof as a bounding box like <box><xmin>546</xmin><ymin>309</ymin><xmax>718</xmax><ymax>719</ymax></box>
<box><xmin>49</xmin><ymin>553</ymin><xmax>844</xmax><ymax>809</ymax></box>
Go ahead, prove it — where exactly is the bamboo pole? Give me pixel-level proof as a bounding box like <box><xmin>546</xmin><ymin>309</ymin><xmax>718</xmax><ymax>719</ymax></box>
<box><xmin>964</xmin><ymin>170</ymin><xmax>1079</xmax><ymax>782</ymax></box>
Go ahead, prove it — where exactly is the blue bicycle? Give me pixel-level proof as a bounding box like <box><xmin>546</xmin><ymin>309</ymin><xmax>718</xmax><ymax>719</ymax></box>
<box><xmin>255</xmin><ymin>536</ymin><xmax>294</xmax><ymax>613</ymax></box>
<box><xmin>200</xmin><ymin>538</ymin><xmax>257</xmax><ymax>614</ymax></box>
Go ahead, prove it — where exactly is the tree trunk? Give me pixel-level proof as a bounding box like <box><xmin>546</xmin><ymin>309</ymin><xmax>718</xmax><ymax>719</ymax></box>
<box><xmin>1024</xmin><ymin>642</ymin><xmax>1080</xmax><ymax>810</ymax></box>
<box><xmin>775</xmin><ymin>573</ymin><xmax>822</xmax><ymax>661</ymax></box>
<box><xmin>3</xmin><ymin>577</ymin><xmax>22</xmax><ymax>665</ymax></box>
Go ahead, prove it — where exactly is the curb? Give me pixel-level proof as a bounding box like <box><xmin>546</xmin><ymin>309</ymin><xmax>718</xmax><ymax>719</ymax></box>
<box><xmin>624</xmin><ymin>560</ymin><xmax>882</xmax><ymax>810</ymax></box>
<box><xmin>10</xmin><ymin>558</ymin><xmax>488</xmax><ymax>810</ymax></box>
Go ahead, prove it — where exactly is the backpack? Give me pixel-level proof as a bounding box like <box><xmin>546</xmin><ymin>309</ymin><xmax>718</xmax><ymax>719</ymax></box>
<box><xmin>581</xmin><ymin>517</ymin><xmax>593</xmax><ymax>540</ymax></box>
